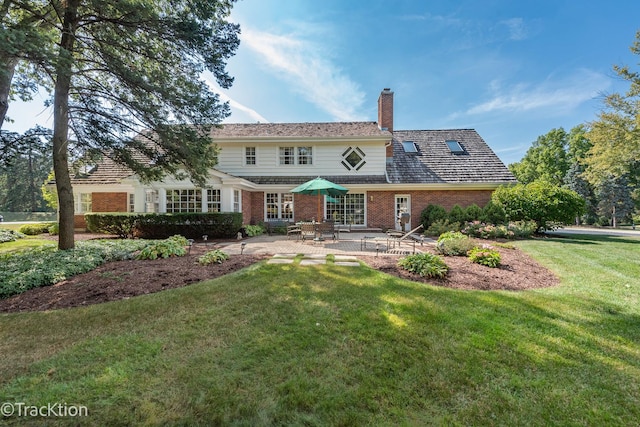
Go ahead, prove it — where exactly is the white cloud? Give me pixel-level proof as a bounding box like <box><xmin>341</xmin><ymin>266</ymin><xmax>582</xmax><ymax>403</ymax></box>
<box><xmin>203</xmin><ymin>78</ymin><xmax>269</xmax><ymax>123</ymax></box>
<box><xmin>241</xmin><ymin>28</ymin><xmax>367</xmax><ymax>121</ymax></box>
<box><xmin>464</xmin><ymin>70</ymin><xmax>610</xmax><ymax>116</ymax></box>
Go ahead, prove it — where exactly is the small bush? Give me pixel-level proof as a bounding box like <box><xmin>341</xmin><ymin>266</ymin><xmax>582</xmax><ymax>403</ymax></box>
<box><xmin>420</xmin><ymin>204</ymin><xmax>448</xmax><ymax>229</ymax></box>
<box><xmin>136</xmin><ymin>236</ymin><xmax>187</xmax><ymax>260</ymax></box>
<box><xmin>17</xmin><ymin>223</ymin><xmax>54</xmax><ymax>236</ymax></box>
<box><xmin>425</xmin><ymin>219</ymin><xmax>460</xmax><ymax>236</ymax></box>
<box><xmin>244</xmin><ymin>224</ymin><xmax>265</xmax><ymax>237</ymax></box>
<box><xmin>435</xmin><ymin>232</ymin><xmax>478</xmax><ymax>256</ymax></box>
<box><xmin>462</xmin><ymin>220</ymin><xmax>537</xmax><ymax>239</ymax></box>
<box><xmin>398</xmin><ymin>253</ymin><xmax>449</xmax><ymax>278</ymax></box>
<box><xmin>468</xmin><ymin>247</ymin><xmax>501</xmax><ymax>268</ymax></box>
<box><xmin>48</xmin><ymin>223</ymin><xmax>59</xmax><ymax>235</ymax></box>
<box><xmin>0</xmin><ymin>228</ymin><xmax>26</xmax><ymax>243</ymax></box>
<box><xmin>464</xmin><ymin>204</ymin><xmax>484</xmax><ymax>222</ymax></box>
<box><xmin>448</xmin><ymin>204</ymin><xmax>466</xmax><ymax>224</ymax></box>
<box><xmin>198</xmin><ymin>249</ymin><xmax>230</xmax><ymax>265</ymax></box>
<box><xmin>482</xmin><ymin>200</ymin><xmax>506</xmax><ymax>224</ymax></box>
<box><xmin>437</xmin><ymin>231</ymin><xmax>467</xmax><ymax>243</ymax></box>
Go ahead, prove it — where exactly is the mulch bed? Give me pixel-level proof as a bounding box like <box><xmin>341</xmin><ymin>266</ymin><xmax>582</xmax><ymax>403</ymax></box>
<box><xmin>0</xmin><ymin>239</ymin><xmax>558</xmax><ymax>313</ymax></box>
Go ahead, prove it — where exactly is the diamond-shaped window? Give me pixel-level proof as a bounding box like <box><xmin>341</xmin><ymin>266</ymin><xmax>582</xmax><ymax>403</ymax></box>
<box><xmin>342</xmin><ymin>147</ymin><xmax>366</xmax><ymax>171</ymax></box>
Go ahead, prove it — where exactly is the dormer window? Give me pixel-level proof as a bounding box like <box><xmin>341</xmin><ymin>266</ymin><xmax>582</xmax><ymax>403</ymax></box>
<box><xmin>446</xmin><ymin>140</ymin><xmax>465</xmax><ymax>154</ymax></box>
<box><xmin>402</xmin><ymin>141</ymin><xmax>417</xmax><ymax>153</ymax></box>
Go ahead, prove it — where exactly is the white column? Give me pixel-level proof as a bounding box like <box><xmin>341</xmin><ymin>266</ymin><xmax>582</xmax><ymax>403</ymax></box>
<box><xmin>158</xmin><ymin>188</ymin><xmax>167</xmax><ymax>213</ymax></box>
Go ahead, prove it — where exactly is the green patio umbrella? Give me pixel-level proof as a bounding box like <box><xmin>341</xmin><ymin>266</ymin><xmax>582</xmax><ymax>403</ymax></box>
<box><xmin>290</xmin><ymin>177</ymin><xmax>348</xmax><ymax>221</ymax></box>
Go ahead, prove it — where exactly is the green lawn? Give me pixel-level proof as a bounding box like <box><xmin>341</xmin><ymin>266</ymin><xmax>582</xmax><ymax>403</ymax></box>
<box><xmin>1</xmin><ymin>234</ymin><xmax>639</xmax><ymax>425</ymax></box>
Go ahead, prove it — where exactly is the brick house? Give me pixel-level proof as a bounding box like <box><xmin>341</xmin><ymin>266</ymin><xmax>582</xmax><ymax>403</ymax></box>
<box><xmin>69</xmin><ymin>88</ymin><xmax>516</xmax><ymax>230</ymax></box>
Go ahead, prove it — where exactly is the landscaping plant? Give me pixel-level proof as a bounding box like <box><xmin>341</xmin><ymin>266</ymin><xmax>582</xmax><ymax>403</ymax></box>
<box><xmin>198</xmin><ymin>249</ymin><xmax>230</xmax><ymax>265</ymax></box>
<box><xmin>468</xmin><ymin>246</ymin><xmax>501</xmax><ymax>268</ymax></box>
<box><xmin>435</xmin><ymin>231</ymin><xmax>478</xmax><ymax>256</ymax></box>
<box><xmin>398</xmin><ymin>252</ymin><xmax>449</xmax><ymax>278</ymax></box>
<box><xmin>136</xmin><ymin>235</ymin><xmax>188</xmax><ymax>260</ymax></box>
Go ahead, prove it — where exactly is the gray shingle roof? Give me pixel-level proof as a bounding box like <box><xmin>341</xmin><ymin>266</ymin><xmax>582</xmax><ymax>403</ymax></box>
<box><xmin>387</xmin><ymin>129</ymin><xmax>516</xmax><ymax>184</ymax></box>
<box><xmin>210</xmin><ymin>122</ymin><xmax>389</xmax><ymax>138</ymax></box>
<box><xmin>70</xmin><ymin>157</ymin><xmax>135</xmax><ymax>185</ymax></box>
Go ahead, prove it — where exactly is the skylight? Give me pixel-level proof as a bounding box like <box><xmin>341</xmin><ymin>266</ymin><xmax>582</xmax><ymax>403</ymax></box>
<box><xmin>446</xmin><ymin>140</ymin><xmax>465</xmax><ymax>154</ymax></box>
<box><xmin>402</xmin><ymin>141</ymin><xmax>417</xmax><ymax>153</ymax></box>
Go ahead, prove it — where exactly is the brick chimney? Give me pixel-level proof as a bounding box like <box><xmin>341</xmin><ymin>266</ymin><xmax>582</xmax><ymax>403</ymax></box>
<box><xmin>378</xmin><ymin>88</ymin><xmax>394</xmax><ymax>160</ymax></box>
<box><xmin>378</xmin><ymin>88</ymin><xmax>394</xmax><ymax>132</ymax></box>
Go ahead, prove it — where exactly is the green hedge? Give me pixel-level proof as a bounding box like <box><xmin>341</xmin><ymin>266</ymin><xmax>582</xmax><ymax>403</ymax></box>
<box><xmin>85</xmin><ymin>212</ymin><xmax>243</xmax><ymax>239</ymax></box>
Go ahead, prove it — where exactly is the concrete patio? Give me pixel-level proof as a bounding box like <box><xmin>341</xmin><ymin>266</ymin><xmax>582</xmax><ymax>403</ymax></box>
<box><xmin>216</xmin><ymin>231</ymin><xmax>434</xmax><ymax>256</ymax></box>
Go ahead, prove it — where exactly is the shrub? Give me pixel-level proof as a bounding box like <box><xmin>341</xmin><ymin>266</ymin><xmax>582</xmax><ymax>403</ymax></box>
<box><xmin>17</xmin><ymin>223</ymin><xmax>55</xmax><ymax>235</ymax></box>
<box><xmin>198</xmin><ymin>249</ymin><xmax>230</xmax><ymax>265</ymax></box>
<box><xmin>448</xmin><ymin>204</ymin><xmax>466</xmax><ymax>224</ymax></box>
<box><xmin>492</xmin><ymin>181</ymin><xmax>585</xmax><ymax>231</ymax></box>
<box><xmin>0</xmin><ymin>228</ymin><xmax>26</xmax><ymax>243</ymax></box>
<box><xmin>464</xmin><ymin>204</ymin><xmax>484</xmax><ymax>222</ymax></box>
<box><xmin>481</xmin><ymin>200</ymin><xmax>507</xmax><ymax>224</ymax></box>
<box><xmin>135</xmin><ymin>212</ymin><xmax>243</xmax><ymax>239</ymax></box>
<box><xmin>244</xmin><ymin>224</ymin><xmax>265</xmax><ymax>237</ymax></box>
<box><xmin>468</xmin><ymin>247</ymin><xmax>501</xmax><ymax>268</ymax></box>
<box><xmin>425</xmin><ymin>219</ymin><xmax>460</xmax><ymax>236</ymax></box>
<box><xmin>48</xmin><ymin>223</ymin><xmax>59</xmax><ymax>235</ymax></box>
<box><xmin>136</xmin><ymin>236</ymin><xmax>188</xmax><ymax>260</ymax></box>
<box><xmin>420</xmin><ymin>204</ymin><xmax>448</xmax><ymax>229</ymax></box>
<box><xmin>435</xmin><ymin>232</ymin><xmax>478</xmax><ymax>256</ymax></box>
<box><xmin>506</xmin><ymin>220</ymin><xmax>537</xmax><ymax>238</ymax></box>
<box><xmin>398</xmin><ymin>253</ymin><xmax>449</xmax><ymax>278</ymax></box>
<box><xmin>437</xmin><ymin>231</ymin><xmax>467</xmax><ymax>243</ymax></box>
<box><xmin>85</xmin><ymin>213</ymin><xmax>139</xmax><ymax>238</ymax></box>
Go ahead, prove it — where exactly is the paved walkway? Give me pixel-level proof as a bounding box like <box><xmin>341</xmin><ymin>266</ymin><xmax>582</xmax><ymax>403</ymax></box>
<box><xmin>216</xmin><ymin>232</ymin><xmax>434</xmax><ymax>256</ymax></box>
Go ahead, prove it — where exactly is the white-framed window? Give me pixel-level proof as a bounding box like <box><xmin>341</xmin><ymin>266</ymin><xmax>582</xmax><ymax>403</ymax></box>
<box><xmin>297</xmin><ymin>146</ymin><xmax>313</xmax><ymax>165</ymax></box>
<box><xmin>279</xmin><ymin>147</ymin><xmax>295</xmax><ymax>165</ymax></box>
<box><xmin>129</xmin><ymin>194</ymin><xmax>135</xmax><ymax>212</ymax></box>
<box><xmin>245</xmin><ymin>147</ymin><xmax>256</xmax><ymax>165</ymax></box>
<box><xmin>266</xmin><ymin>193</ymin><xmax>293</xmax><ymax>220</ymax></box>
<box><xmin>279</xmin><ymin>146</ymin><xmax>314</xmax><ymax>165</ymax></box>
<box><xmin>207</xmin><ymin>189</ymin><xmax>221</xmax><ymax>212</ymax></box>
<box><xmin>233</xmin><ymin>189</ymin><xmax>241</xmax><ymax>213</ymax></box>
<box><xmin>145</xmin><ymin>189</ymin><xmax>159</xmax><ymax>213</ymax></box>
<box><xmin>327</xmin><ymin>194</ymin><xmax>365</xmax><ymax>225</ymax></box>
<box><xmin>75</xmin><ymin>193</ymin><xmax>92</xmax><ymax>213</ymax></box>
<box><xmin>166</xmin><ymin>189</ymin><xmax>201</xmax><ymax>213</ymax></box>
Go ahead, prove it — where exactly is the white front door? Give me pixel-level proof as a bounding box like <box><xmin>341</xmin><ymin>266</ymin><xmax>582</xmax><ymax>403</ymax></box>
<box><xmin>395</xmin><ymin>195</ymin><xmax>411</xmax><ymax>231</ymax></box>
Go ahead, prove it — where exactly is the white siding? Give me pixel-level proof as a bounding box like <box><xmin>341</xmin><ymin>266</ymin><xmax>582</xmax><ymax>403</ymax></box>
<box><xmin>216</xmin><ymin>140</ymin><xmax>387</xmax><ymax>176</ymax></box>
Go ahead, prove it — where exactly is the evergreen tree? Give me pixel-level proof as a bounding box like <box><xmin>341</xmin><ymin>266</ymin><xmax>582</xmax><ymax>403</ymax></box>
<box><xmin>3</xmin><ymin>0</ymin><xmax>240</xmax><ymax>248</ymax></box>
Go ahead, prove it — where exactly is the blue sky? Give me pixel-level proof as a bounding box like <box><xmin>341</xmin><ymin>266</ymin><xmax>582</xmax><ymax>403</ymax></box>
<box><xmin>5</xmin><ymin>0</ymin><xmax>640</xmax><ymax>165</ymax></box>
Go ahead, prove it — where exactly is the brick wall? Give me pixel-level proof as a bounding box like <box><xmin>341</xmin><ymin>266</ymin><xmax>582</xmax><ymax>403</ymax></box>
<box><xmin>74</xmin><ymin>214</ymin><xmax>87</xmax><ymax>230</ymax></box>
<box><xmin>293</xmin><ymin>194</ymin><xmax>322</xmax><ymax>222</ymax></box>
<box><xmin>367</xmin><ymin>189</ymin><xmax>494</xmax><ymax>230</ymax></box>
<box><xmin>241</xmin><ymin>190</ymin><xmax>252</xmax><ymax>224</ymax></box>
<box><xmin>249</xmin><ymin>192</ymin><xmax>264</xmax><ymax>224</ymax></box>
<box><xmin>74</xmin><ymin>192</ymin><xmax>128</xmax><ymax>230</ymax></box>
<box><xmin>92</xmin><ymin>192</ymin><xmax>128</xmax><ymax>213</ymax></box>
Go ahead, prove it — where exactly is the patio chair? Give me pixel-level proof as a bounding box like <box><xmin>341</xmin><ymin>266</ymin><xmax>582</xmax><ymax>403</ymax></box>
<box><xmin>318</xmin><ymin>221</ymin><xmax>338</xmax><ymax>241</ymax></box>
<box><xmin>299</xmin><ymin>222</ymin><xmax>317</xmax><ymax>241</ymax></box>
<box><xmin>287</xmin><ymin>224</ymin><xmax>301</xmax><ymax>240</ymax></box>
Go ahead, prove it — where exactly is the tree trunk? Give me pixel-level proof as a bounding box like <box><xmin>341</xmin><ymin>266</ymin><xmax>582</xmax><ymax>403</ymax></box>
<box><xmin>52</xmin><ymin>0</ymin><xmax>79</xmax><ymax>250</ymax></box>
<box><xmin>0</xmin><ymin>55</ymin><xmax>18</xmax><ymax>129</ymax></box>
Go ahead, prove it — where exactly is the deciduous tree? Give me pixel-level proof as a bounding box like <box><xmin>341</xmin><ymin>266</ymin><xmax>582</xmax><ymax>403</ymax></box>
<box><xmin>584</xmin><ymin>31</ymin><xmax>640</xmax><ymax>188</ymax></box>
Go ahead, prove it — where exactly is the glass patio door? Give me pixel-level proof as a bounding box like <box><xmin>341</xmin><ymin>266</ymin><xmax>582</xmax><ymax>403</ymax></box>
<box><xmin>395</xmin><ymin>195</ymin><xmax>410</xmax><ymax>231</ymax></box>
